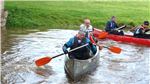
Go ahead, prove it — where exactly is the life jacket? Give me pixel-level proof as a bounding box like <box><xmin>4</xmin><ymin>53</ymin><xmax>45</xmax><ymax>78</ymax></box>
<box><xmin>134</xmin><ymin>25</ymin><xmax>144</xmax><ymax>35</ymax></box>
<box><xmin>70</xmin><ymin>37</ymin><xmax>92</xmax><ymax>60</ymax></box>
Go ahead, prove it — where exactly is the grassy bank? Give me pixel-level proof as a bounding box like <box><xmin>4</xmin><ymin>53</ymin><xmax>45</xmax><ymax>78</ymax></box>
<box><xmin>5</xmin><ymin>1</ymin><xmax>150</xmax><ymax>29</ymax></box>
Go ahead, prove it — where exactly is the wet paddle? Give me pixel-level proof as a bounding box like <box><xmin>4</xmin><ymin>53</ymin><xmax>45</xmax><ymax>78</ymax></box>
<box><xmin>90</xmin><ymin>33</ymin><xmax>121</xmax><ymax>54</ymax></box>
<box><xmin>98</xmin><ymin>32</ymin><xmax>108</xmax><ymax>39</ymax></box>
<box><xmin>103</xmin><ymin>46</ymin><xmax>121</xmax><ymax>54</ymax></box>
<box><xmin>35</xmin><ymin>44</ymin><xmax>89</xmax><ymax>66</ymax></box>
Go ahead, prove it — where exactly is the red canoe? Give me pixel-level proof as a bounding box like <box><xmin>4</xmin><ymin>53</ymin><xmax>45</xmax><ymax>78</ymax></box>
<box><xmin>93</xmin><ymin>28</ymin><xmax>150</xmax><ymax>47</ymax></box>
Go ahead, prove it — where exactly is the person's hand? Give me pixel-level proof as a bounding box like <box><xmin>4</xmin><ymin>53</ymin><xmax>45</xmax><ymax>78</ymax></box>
<box><xmin>123</xmin><ymin>25</ymin><xmax>126</xmax><ymax>28</ymax></box>
<box><xmin>145</xmin><ymin>28</ymin><xmax>150</xmax><ymax>33</ymax></box>
<box><xmin>89</xmin><ymin>32</ymin><xmax>93</xmax><ymax>35</ymax></box>
<box><xmin>98</xmin><ymin>45</ymin><xmax>103</xmax><ymax>50</ymax></box>
<box><xmin>62</xmin><ymin>45</ymin><xmax>68</xmax><ymax>54</ymax></box>
<box><xmin>63</xmin><ymin>50</ymin><xmax>68</xmax><ymax>54</ymax></box>
<box><xmin>147</xmin><ymin>28</ymin><xmax>150</xmax><ymax>31</ymax></box>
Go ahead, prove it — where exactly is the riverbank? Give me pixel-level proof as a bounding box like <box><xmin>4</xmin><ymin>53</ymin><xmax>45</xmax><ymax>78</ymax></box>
<box><xmin>5</xmin><ymin>1</ymin><xmax>150</xmax><ymax>29</ymax></box>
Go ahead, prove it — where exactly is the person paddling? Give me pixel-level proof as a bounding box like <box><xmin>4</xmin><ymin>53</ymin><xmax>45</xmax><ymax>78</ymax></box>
<box><xmin>105</xmin><ymin>16</ymin><xmax>125</xmax><ymax>35</ymax></box>
<box><xmin>132</xmin><ymin>21</ymin><xmax>150</xmax><ymax>39</ymax></box>
<box><xmin>79</xmin><ymin>19</ymin><xmax>98</xmax><ymax>44</ymax></box>
<box><xmin>62</xmin><ymin>31</ymin><xmax>97</xmax><ymax>60</ymax></box>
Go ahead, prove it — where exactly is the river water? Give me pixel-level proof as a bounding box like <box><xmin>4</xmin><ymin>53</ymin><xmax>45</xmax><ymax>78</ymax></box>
<box><xmin>1</xmin><ymin>29</ymin><xmax>150</xmax><ymax>84</ymax></box>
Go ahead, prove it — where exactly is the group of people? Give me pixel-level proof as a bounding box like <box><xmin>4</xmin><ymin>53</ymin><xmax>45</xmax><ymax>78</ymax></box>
<box><xmin>105</xmin><ymin>16</ymin><xmax>150</xmax><ymax>39</ymax></box>
<box><xmin>130</xmin><ymin>21</ymin><xmax>150</xmax><ymax>39</ymax></box>
<box><xmin>62</xmin><ymin>16</ymin><xmax>150</xmax><ymax>60</ymax></box>
<box><xmin>62</xmin><ymin>19</ymin><xmax>97</xmax><ymax>60</ymax></box>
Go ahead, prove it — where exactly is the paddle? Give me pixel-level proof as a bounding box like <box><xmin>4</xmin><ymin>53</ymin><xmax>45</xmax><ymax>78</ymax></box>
<box><xmin>103</xmin><ymin>46</ymin><xmax>121</xmax><ymax>54</ymax></box>
<box><xmin>98</xmin><ymin>32</ymin><xmax>108</xmax><ymax>39</ymax></box>
<box><xmin>96</xmin><ymin>43</ymin><xmax>121</xmax><ymax>54</ymax></box>
<box><xmin>114</xmin><ymin>25</ymin><xmax>126</xmax><ymax>30</ymax></box>
<box><xmin>90</xmin><ymin>33</ymin><xmax>121</xmax><ymax>54</ymax></box>
<box><xmin>35</xmin><ymin>43</ymin><xmax>89</xmax><ymax>66</ymax></box>
<box><xmin>94</xmin><ymin>25</ymin><xmax>126</xmax><ymax>39</ymax></box>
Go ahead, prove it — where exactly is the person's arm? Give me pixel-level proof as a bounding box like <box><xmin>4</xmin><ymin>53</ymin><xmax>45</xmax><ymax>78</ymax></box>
<box><xmin>79</xmin><ymin>24</ymin><xmax>86</xmax><ymax>32</ymax></box>
<box><xmin>144</xmin><ymin>29</ymin><xmax>150</xmax><ymax>33</ymax></box>
<box><xmin>62</xmin><ymin>37</ymin><xmax>74</xmax><ymax>54</ymax></box>
<box><xmin>115</xmin><ymin>22</ymin><xmax>118</xmax><ymax>28</ymax></box>
<box><xmin>88</xmin><ymin>25</ymin><xmax>94</xmax><ymax>37</ymax></box>
<box><xmin>139</xmin><ymin>28</ymin><xmax>144</xmax><ymax>34</ymax></box>
<box><xmin>90</xmin><ymin>42</ymin><xmax>97</xmax><ymax>54</ymax></box>
<box><xmin>89</xmin><ymin>25</ymin><xmax>93</xmax><ymax>32</ymax></box>
<box><xmin>105</xmin><ymin>21</ymin><xmax>111</xmax><ymax>31</ymax></box>
<box><xmin>130</xmin><ymin>27</ymin><xmax>136</xmax><ymax>32</ymax></box>
<box><xmin>86</xmin><ymin>38</ymin><xmax>97</xmax><ymax>54</ymax></box>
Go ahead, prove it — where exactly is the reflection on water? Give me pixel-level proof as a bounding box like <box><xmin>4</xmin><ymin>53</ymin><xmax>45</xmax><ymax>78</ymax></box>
<box><xmin>1</xmin><ymin>29</ymin><xmax>150</xmax><ymax>84</ymax></box>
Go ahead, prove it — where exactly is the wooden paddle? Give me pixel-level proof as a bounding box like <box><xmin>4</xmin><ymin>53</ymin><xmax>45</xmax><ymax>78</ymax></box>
<box><xmin>35</xmin><ymin>44</ymin><xmax>89</xmax><ymax>66</ymax></box>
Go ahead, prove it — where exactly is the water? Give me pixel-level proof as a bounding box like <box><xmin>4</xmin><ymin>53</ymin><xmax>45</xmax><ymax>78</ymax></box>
<box><xmin>1</xmin><ymin>29</ymin><xmax>150</xmax><ymax>84</ymax></box>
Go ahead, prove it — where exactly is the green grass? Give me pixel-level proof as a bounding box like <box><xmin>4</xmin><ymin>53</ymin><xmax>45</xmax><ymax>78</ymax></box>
<box><xmin>5</xmin><ymin>1</ymin><xmax>150</xmax><ymax>30</ymax></box>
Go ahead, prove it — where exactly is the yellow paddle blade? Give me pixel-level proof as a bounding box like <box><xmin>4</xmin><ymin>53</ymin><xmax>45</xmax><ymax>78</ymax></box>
<box><xmin>98</xmin><ymin>32</ymin><xmax>108</xmax><ymax>39</ymax></box>
<box><xmin>35</xmin><ymin>57</ymin><xmax>52</xmax><ymax>66</ymax></box>
<box><xmin>109</xmin><ymin>46</ymin><xmax>122</xmax><ymax>54</ymax></box>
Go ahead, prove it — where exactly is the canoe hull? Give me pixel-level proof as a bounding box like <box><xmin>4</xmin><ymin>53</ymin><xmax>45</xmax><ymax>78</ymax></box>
<box><xmin>64</xmin><ymin>46</ymin><xmax>100</xmax><ymax>81</ymax></box>
<box><xmin>93</xmin><ymin>28</ymin><xmax>150</xmax><ymax>47</ymax></box>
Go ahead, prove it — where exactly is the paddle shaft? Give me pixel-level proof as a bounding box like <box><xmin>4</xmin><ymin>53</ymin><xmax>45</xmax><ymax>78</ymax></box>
<box><xmin>114</xmin><ymin>25</ymin><xmax>126</xmax><ymax>30</ymax></box>
<box><xmin>96</xmin><ymin>44</ymin><xmax>109</xmax><ymax>50</ymax></box>
<box><xmin>103</xmin><ymin>46</ymin><xmax>109</xmax><ymax>49</ymax></box>
<box><xmin>51</xmin><ymin>43</ymin><xmax>89</xmax><ymax>59</ymax></box>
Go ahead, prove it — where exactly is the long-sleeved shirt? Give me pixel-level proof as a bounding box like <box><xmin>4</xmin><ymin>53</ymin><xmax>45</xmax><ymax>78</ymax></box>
<box><xmin>80</xmin><ymin>24</ymin><xmax>93</xmax><ymax>38</ymax></box>
<box><xmin>105</xmin><ymin>20</ymin><xmax>118</xmax><ymax>32</ymax></box>
<box><xmin>63</xmin><ymin>36</ymin><xmax>97</xmax><ymax>55</ymax></box>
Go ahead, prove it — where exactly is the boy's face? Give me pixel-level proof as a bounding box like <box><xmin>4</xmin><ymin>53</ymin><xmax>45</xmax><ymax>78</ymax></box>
<box><xmin>78</xmin><ymin>34</ymin><xmax>85</xmax><ymax>40</ymax></box>
<box><xmin>84</xmin><ymin>20</ymin><xmax>91</xmax><ymax>27</ymax></box>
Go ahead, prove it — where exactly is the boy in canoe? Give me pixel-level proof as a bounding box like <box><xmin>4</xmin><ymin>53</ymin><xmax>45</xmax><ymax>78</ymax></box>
<box><xmin>80</xmin><ymin>19</ymin><xmax>98</xmax><ymax>44</ymax></box>
<box><xmin>105</xmin><ymin>16</ymin><xmax>126</xmax><ymax>35</ymax></box>
<box><xmin>131</xmin><ymin>21</ymin><xmax>150</xmax><ymax>39</ymax></box>
<box><xmin>62</xmin><ymin>31</ymin><xmax>97</xmax><ymax>60</ymax></box>
<box><xmin>80</xmin><ymin>19</ymin><xmax>93</xmax><ymax>38</ymax></box>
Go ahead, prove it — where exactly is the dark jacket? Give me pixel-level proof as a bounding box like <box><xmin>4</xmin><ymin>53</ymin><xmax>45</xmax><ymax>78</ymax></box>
<box><xmin>133</xmin><ymin>25</ymin><xmax>150</xmax><ymax>38</ymax></box>
<box><xmin>105</xmin><ymin>20</ymin><xmax>118</xmax><ymax>32</ymax></box>
<box><xmin>63</xmin><ymin>36</ymin><xmax>97</xmax><ymax>59</ymax></box>
<box><xmin>134</xmin><ymin>25</ymin><xmax>145</xmax><ymax>36</ymax></box>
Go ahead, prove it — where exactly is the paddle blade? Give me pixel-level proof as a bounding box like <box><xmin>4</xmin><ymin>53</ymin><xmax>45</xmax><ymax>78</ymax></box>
<box><xmin>98</xmin><ymin>32</ymin><xmax>108</xmax><ymax>39</ymax></box>
<box><xmin>109</xmin><ymin>46</ymin><xmax>121</xmax><ymax>54</ymax></box>
<box><xmin>35</xmin><ymin>57</ymin><xmax>52</xmax><ymax>66</ymax></box>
